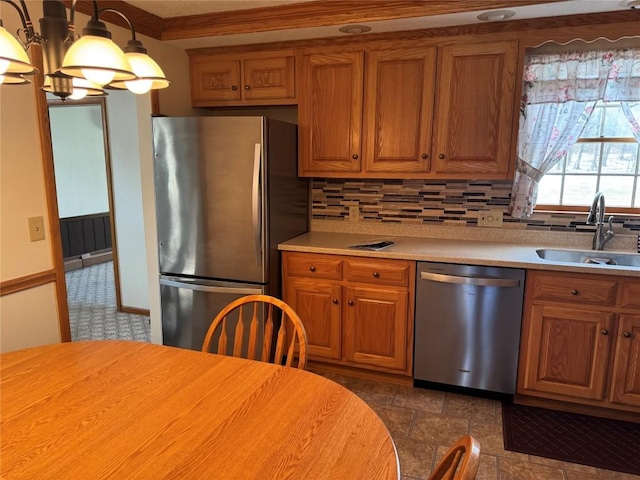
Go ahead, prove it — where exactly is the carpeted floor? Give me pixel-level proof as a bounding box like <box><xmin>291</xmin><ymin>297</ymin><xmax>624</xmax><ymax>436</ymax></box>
<box><xmin>502</xmin><ymin>402</ymin><xmax>640</xmax><ymax>476</ymax></box>
<box><xmin>65</xmin><ymin>261</ymin><xmax>151</xmax><ymax>343</ymax></box>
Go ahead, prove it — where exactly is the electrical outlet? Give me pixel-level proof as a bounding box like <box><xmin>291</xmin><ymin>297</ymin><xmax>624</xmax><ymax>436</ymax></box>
<box><xmin>28</xmin><ymin>216</ymin><xmax>46</xmax><ymax>241</ymax></box>
<box><xmin>478</xmin><ymin>210</ymin><xmax>503</xmax><ymax>228</ymax></box>
<box><xmin>349</xmin><ymin>206</ymin><xmax>359</xmax><ymax>222</ymax></box>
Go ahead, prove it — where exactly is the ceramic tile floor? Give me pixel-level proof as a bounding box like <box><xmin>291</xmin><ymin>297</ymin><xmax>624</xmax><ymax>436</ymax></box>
<box><xmin>316</xmin><ymin>372</ymin><xmax>640</xmax><ymax>480</ymax></box>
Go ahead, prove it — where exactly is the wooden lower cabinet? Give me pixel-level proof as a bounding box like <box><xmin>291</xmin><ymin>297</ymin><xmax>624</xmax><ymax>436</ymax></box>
<box><xmin>283</xmin><ymin>252</ymin><xmax>414</xmax><ymax>376</ymax></box>
<box><xmin>518</xmin><ymin>270</ymin><xmax>640</xmax><ymax>416</ymax></box>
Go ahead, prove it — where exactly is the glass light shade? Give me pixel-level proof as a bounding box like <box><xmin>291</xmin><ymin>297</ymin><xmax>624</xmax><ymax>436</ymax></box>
<box><xmin>0</xmin><ymin>26</ymin><xmax>37</xmax><ymax>75</ymax></box>
<box><xmin>59</xmin><ymin>35</ymin><xmax>135</xmax><ymax>85</ymax></box>
<box><xmin>109</xmin><ymin>52</ymin><xmax>170</xmax><ymax>94</ymax></box>
<box><xmin>43</xmin><ymin>76</ymin><xmax>106</xmax><ymax>97</ymax></box>
<box><xmin>0</xmin><ymin>73</ymin><xmax>31</xmax><ymax>85</ymax></box>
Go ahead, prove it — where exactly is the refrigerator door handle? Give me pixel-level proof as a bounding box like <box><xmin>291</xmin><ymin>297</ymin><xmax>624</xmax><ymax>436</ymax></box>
<box><xmin>252</xmin><ymin>143</ymin><xmax>262</xmax><ymax>267</ymax></box>
<box><xmin>160</xmin><ymin>278</ymin><xmax>262</xmax><ymax>295</ymax></box>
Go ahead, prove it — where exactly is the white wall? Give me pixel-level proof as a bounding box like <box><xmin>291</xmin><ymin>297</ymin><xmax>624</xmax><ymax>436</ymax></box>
<box><xmin>49</xmin><ymin>104</ymin><xmax>110</xmax><ymax>218</ymax></box>
<box><xmin>0</xmin><ymin>1</ymin><xmax>61</xmax><ymax>352</ymax></box>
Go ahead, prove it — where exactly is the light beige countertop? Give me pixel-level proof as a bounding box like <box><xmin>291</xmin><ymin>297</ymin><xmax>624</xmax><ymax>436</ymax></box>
<box><xmin>279</xmin><ymin>231</ymin><xmax>640</xmax><ymax>278</ymax></box>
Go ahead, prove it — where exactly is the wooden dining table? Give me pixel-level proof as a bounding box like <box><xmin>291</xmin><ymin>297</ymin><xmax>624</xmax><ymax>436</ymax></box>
<box><xmin>1</xmin><ymin>340</ymin><xmax>399</xmax><ymax>479</ymax></box>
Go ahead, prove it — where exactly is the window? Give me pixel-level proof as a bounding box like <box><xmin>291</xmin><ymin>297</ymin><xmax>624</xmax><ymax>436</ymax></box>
<box><xmin>537</xmin><ymin>101</ymin><xmax>639</xmax><ymax>210</ymax></box>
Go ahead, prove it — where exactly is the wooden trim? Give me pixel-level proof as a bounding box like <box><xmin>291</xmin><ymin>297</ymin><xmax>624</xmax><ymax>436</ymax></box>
<box><xmin>0</xmin><ymin>270</ymin><xmax>57</xmax><ymax>297</ymax></box>
<box><xmin>121</xmin><ymin>306</ymin><xmax>151</xmax><ymax>316</ymax></box>
<box><xmin>186</xmin><ymin>11</ymin><xmax>639</xmax><ymax>56</ymax></box>
<box><xmin>31</xmin><ymin>45</ymin><xmax>71</xmax><ymax>342</ymax></box>
<box><xmin>98</xmin><ymin>99</ymin><xmax>124</xmax><ymax>313</ymax></box>
<box><xmin>62</xmin><ymin>0</ymin><xmax>163</xmax><ymax>40</ymax></box>
<box><xmin>307</xmin><ymin>360</ymin><xmax>413</xmax><ymax>387</ymax></box>
<box><xmin>164</xmin><ymin>0</ymin><xmax>564</xmax><ymax>41</ymax></box>
<box><xmin>150</xmin><ymin>90</ymin><xmax>160</xmax><ymax>115</ymax></box>
<box><xmin>515</xmin><ymin>394</ymin><xmax>640</xmax><ymax>423</ymax></box>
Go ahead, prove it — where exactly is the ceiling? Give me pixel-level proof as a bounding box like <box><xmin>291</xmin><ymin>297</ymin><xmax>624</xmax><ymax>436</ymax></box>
<box><xmin>117</xmin><ymin>0</ymin><xmax>638</xmax><ymax>50</ymax></box>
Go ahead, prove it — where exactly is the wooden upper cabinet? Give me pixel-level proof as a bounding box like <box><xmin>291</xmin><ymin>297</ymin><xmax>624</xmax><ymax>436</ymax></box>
<box><xmin>190</xmin><ymin>50</ymin><xmax>296</xmax><ymax>107</ymax></box>
<box><xmin>432</xmin><ymin>41</ymin><xmax>518</xmax><ymax>176</ymax></box>
<box><xmin>362</xmin><ymin>46</ymin><xmax>437</xmax><ymax>175</ymax></box>
<box><xmin>299</xmin><ymin>51</ymin><xmax>364</xmax><ymax>175</ymax></box>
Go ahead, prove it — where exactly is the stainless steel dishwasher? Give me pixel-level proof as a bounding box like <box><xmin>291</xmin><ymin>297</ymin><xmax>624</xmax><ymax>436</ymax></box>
<box><xmin>414</xmin><ymin>262</ymin><xmax>525</xmax><ymax>394</ymax></box>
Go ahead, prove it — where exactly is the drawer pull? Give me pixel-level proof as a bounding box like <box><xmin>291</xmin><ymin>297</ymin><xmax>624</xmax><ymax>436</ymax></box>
<box><xmin>601</xmin><ymin>329</ymin><xmax>609</xmax><ymax>336</ymax></box>
<box><xmin>309</xmin><ymin>266</ymin><xmax>316</xmax><ymax>272</ymax></box>
<box><xmin>244</xmin><ymin>85</ymin><xmax>250</xmax><ymax>90</ymax></box>
<box><xmin>352</xmin><ymin>154</ymin><xmax>359</xmax><ymax>159</ymax></box>
<box><xmin>332</xmin><ymin>299</ymin><xmax>338</xmax><ymax>305</ymax></box>
<box><xmin>372</xmin><ymin>272</ymin><xmax>380</xmax><ymax>278</ymax></box>
<box><xmin>231</xmin><ymin>85</ymin><xmax>238</xmax><ymax>91</ymax></box>
<box><xmin>571</xmin><ymin>289</ymin><xmax>579</xmax><ymax>295</ymax></box>
<box><xmin>623</xmin><ymin>331</ymin><xmax>631</xmax><ymax>338</ymax></box>
<box><xmin>348</xmin><ymin>300</ymin><xmax>354</xmax><ymax>306</ymax></box>
<box><xmin>422</xmin><ymin>153</ymin><xmax>428</xmax><ymax>159</ymax></box>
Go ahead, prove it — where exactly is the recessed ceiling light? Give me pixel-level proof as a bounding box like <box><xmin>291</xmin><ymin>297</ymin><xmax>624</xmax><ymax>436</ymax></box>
<box><xmin>338</xmin><ymin>24</ymin><xmax>372</xmax><ymax>35</ymax></box>
<box><xmin>477</xmin><ymin>10</ymin><xmax>516</xmax><ymax>22</ymax></box>
<box><xmin>619</xmin><ymin>0</ymin><xmax>640</xmax><ymax>8</ymax></box>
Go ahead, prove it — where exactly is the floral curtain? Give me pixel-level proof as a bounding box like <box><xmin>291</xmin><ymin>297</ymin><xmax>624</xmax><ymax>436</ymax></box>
<box><xmin>509</xmin><ymin>48</ymin><xmax>640</xmax><ymax>218</ymax></box>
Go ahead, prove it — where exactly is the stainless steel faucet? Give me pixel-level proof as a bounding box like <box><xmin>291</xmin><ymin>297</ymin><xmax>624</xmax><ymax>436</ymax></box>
<box><xmin>586</xmin><ymin>192</ymin><xmax>614</xmax><ymax>251</ymax></box>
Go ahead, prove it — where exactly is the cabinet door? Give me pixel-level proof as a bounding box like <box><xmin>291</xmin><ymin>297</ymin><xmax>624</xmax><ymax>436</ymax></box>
<box><xmin>610</xmin><ymin>314</ymin><xmax>640</xmax><ymax>407</ymax></box>
<box><xmin>242</xmin><ymin>55</ymin><xmax>295</xmax><ymax>101</ymax></box>
<box><xmin>191</xmin><ymin>60</ymin><xmax>242</xmax><ymax>104</ymax></box>
<box><xmin>521</xmin><ymin>305</ymin><xmax>614</xmax><ymax>401</ymax></box>
<box><xmin>299</xmin><ymin>51</ymin><xmax>364</xmax><ymax>175</ymax></box>
<box><xmin>362</xmin><ymin>46</ymin><xmax>436</xmax><ymax>175</ymax></box>
<box><xmin>284</xmin><ymin>277</ymin><xmax>342</xmax><ymax>360</ymax></box>
<box><xmin>432</xmin><ymin>41</ymin><xmax>517</xmax><ymax>176</ymax></box>
<box><xmin>343</xmin><ymin>286</ymin><xmax>408</xmax><ymax>371</ymax></box>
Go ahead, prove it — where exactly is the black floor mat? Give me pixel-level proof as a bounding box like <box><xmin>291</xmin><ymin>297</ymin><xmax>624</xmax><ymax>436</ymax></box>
<box><xmin>502</xmin><ymin>402</ymin><xmax>640</xmax><ymax>476</ymax></box>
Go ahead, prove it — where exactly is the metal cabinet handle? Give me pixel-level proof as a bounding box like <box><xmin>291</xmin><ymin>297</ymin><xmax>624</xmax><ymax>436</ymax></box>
<box><xmin>438</xmin><ymin>153</ymin><xmax>445</xmax><ymax>159</ymax></box>
<box><xmin>571</xmin><ymin>289</ymin><xmax>579</xmax><ymax>295</ymax></box>
<box><xmin>348</xmin><ymin>300</ymin><xmax>354</xmax><ymax>306</ymax></box>
<box><xmin>309</xmin><ymin>266</ymin><xmax>316</xmax><ymax>272</ymax></box>
<box><xmin>601</xmin><ymin>329</ymin><xmax>609</xmax><ymax>336</ymax></box>
<box><xmin>372</xmin><ymin>272</ymin><xmax>380</xmax><ymax>278</ymax></box>
<box><xmin>352</xmin><ymin>154</ymin><xmax>359</xmax><ymax>159</ymax></box>
<box><xmin>332</xmin><ymin>299</ymin><xmax>339</xmax><ymax>305</ymax></box>
<box><xmin>420</xmin><ymin>271</ymin><xmax>520</xmax><ymax>288</ymax></box>
<box><xmin>244</xmin><ymin>85</ymin><xmax>250</xmax><ymax>90</ymax></box>
<box><xmin>623</xmin><ymin>331</ymin><xmax>631</xmax><ymax>338</ymax></box>
<box><xmin>231</xmin><ymin>85</ymin><xmax>238</xmax><ymax>91</ymax></box>
<box><xmin>422</xmin><ymin>154</ymin><xmax>428</xmax><ymax>159</ymax></box>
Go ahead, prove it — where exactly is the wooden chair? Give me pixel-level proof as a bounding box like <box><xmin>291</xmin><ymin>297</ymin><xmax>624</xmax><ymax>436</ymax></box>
<box><xmin>429</xmin><ymin>435</ymin><xmax>481</xmax><ymax>480</ymax></box>
<box><xmin>202</xmin><ymin>295</ymin><xmax>308</xmax><ymax>369</ymax></box>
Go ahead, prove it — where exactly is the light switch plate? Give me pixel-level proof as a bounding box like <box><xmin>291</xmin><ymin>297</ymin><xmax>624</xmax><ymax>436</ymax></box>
<box><xmin>478</xmin><ymin>210</ymin><xmax>503</xmax><ymax>228</ymax></box>
<box><xmin>28</xmin><ymin>216</ymin><xmax>46</xmax><ymax>241</ymax></box>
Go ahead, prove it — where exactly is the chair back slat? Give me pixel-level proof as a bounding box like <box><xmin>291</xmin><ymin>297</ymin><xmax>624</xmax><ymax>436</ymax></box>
<box><xmin>262</xmin><ymin>305</ymin><xmax>274</xmax><ymax>363</ymax></box>
<box><xmin>428</xmin><ymin>435</ymin><xmax>480</xmax><ymax>480</ymax></box>
<box><xmin>217</xmin><ymin>317</ymin><xmax>228</xmax><ymax>355</ymax></box>
<box><xmin>232</xmin><ymin>305</ymin><xmax>245</xmax><ymax>357</ymax></box>
<box><xmin>273</xmin><ymin>316</ymin><xmax>287</xmax><ymax>365</ymax></box>
<box><xmin>247</xmin><ymin>303</ymin><xmax>259</xmax><ymax>360</ymax></box>
<box><xmin>202</xmin><ymin>295</ymin><xmax>308</xmax><ymax>369</ymax></box>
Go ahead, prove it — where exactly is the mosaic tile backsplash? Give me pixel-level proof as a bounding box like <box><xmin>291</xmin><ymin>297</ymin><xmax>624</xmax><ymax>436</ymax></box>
<box><xmin>312</xmin><ymin>179</ymin><xmax>640</xmax><ymax>234</ymax></box>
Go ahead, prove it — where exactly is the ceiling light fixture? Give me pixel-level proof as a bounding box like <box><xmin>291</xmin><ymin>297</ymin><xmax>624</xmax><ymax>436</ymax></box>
<box><xmin>0</xmin><ymin>0</ymin><xmax>169</xmax><ymax>100</ymax></box>
<box><xmin>477</xmin><ymin>10</ymin><xmax>516</xmax><ymax>22</ymax></box>
<box><xmin>338</xmin><ymin>24</ymin><xmax>372</xmax><ymax>35</ymax></box>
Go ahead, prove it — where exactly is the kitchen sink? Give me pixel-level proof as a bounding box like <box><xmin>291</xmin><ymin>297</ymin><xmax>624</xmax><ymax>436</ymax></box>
<box><xmin>536</xmin><ymin>248</ymin><xmax>640</xmax><ymax>267</ymax></box>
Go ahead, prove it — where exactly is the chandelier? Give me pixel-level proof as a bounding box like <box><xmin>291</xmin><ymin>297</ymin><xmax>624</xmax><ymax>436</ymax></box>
<box><xmin>0</xmin><ymin>0</ymin><xmax>170</xmax><ymax>100</ymax></box>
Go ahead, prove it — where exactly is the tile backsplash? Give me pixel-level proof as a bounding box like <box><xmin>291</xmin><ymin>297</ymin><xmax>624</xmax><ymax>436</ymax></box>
<box><xmin>312</xmin><ymin>179</ymin><xmax>639</xmax><ymax>234</ymax></box>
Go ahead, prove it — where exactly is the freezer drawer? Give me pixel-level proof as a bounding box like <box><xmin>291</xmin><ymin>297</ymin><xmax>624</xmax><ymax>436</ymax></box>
<box><xmin>160</xmin><ymin>275</ymin><xmax>265</xmax><ymax>351</ymax></box>
<box><xmin>414</xmin><ymin>262</ymin><xmax>525</xmax><ymax>394</ymax></box>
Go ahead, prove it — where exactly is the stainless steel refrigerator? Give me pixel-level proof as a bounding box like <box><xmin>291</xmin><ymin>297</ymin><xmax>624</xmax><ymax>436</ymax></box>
<box><xmin>152</xmin><ymin>116</ymin><xmax>308</xmax><ymax>350</ymax></box>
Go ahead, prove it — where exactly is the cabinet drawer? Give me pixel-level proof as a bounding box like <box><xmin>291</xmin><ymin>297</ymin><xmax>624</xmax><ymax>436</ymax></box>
<box><xmin>344</xmin><ymin>258</ymin><xmax>410</xmax><ymax>287</ymax></box>
<box><xmin>530</xmin><ymin>273</ymin><xmax>617</xmax><ymax>306</ymax></box>
<box><xmin>284</xmin><ymin>253</ymin><xmax>342</xmax><ymax>280</ymax></box>
<box><xmin>620</xmin><ymin>282</ymin><xmax>640</xmax><ymax>310</ymax></box>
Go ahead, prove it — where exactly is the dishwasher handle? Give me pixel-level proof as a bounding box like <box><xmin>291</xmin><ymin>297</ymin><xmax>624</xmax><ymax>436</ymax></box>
<box><xmin>420</xmin><ymin>271</ymin><xmax>520</xmax><ymax>288</ymax></box>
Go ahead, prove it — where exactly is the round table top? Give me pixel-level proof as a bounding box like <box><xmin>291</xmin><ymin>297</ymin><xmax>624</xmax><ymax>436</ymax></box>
<box><xmin>1</xmin><ymin>340</ymin><xmax>399</xmax><ymax>479</ymax></box>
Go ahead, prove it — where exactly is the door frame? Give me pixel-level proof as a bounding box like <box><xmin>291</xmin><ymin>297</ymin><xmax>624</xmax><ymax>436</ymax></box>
<box><xmin>47</xmin><ymin>97</ymin><xmax>123</xmax><ymax>312</ymax></box>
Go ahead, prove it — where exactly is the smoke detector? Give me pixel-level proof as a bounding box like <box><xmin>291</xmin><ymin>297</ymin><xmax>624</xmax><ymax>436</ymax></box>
<box><xmin>477</xmin><ymin>10</ymin><xmax>516</xmax><ymax>21</ymax></box>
